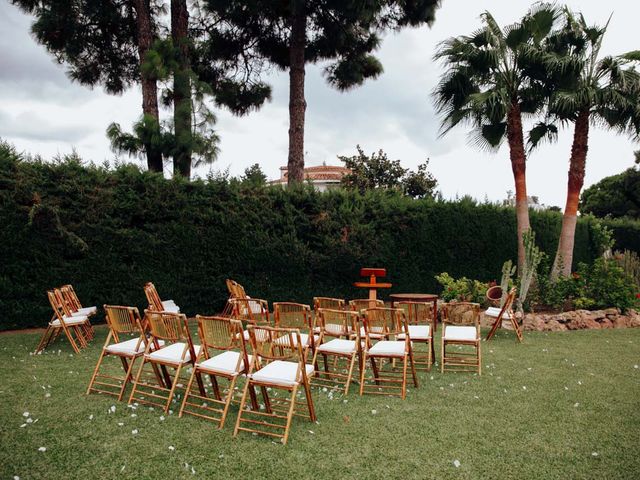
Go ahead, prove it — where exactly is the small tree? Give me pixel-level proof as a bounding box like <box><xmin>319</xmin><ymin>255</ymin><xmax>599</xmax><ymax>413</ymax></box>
<box><xmin>339</xmin><ymin>146</ymin><xmax>437</xmax><ymax>198</ymax></box>
<box><xmin>241</xmin><ymin>163</ymin><xmax>268</xmax><ymax>188</ymax></box>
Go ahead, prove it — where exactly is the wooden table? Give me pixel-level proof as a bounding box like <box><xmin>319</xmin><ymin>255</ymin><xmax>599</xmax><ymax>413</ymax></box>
<box><xmin>389</xmin><ymin>293</ymin><xmax>439</xmax><ymax>331</ymax></box>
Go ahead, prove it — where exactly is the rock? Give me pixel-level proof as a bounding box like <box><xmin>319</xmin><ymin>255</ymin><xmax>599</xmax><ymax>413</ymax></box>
<box><xmin>603</xmin><ymin>307</ymin><xmax>621</xmax><ymax>316</ymax></box>
<box><xmin>544</xmin><ymin>319</ymin><xmax>567</xmax><ymax>332</ymax></box>
<box><xmin>599</xmin><ymin>318</ymin><xmax>614</xmax><ymax>329</ymax></box>
<box><xmin>613</xmin><ymin>316</ymin><xmax>630</xmax><ymax>328</ymax></box>
<box><xmin>523</xmin><ymin>315</ymin><xmax>544</xmax><ymax>331</ymax></box>
<box><xmin>566</xmin><ymin>318</ymin><xmax>600</xmax><ymax>330</ymax></box>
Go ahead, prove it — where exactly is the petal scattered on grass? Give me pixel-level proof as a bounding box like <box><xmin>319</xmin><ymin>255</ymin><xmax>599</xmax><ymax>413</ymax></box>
<box><xmin>371</xmin><ymin>409</ymin><xmax>377</xmax><ymax>415</ymax></box>
<box><xmin>131</xmin><ymin>429</ymin><xmax>138</xmax><ymax>435</ymax></box>
<box><xmin>38</xmin><ymin>447</ymin><xmax>46</xmax><ymax>452</ymax></box>
<box><xmin>453</xmin><ymin>459</ymin><xmax>461</xmax><ymax>468</ymax></box>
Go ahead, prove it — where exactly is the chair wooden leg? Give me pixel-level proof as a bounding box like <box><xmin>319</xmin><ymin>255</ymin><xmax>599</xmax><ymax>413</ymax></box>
<box><xmin>477</xmin><ymin>342</ymin><xmax>482</xmax><ymax>376</ymax></box>
<box><xmin>485</xmin><ymin>317</ymin><xmax>501</xmax><ymax>341</ymax></box>
<box><xmin>302</xmin><ymin>380</ymin><xmax>316</xmax><ymax>422</ymax></box>
<box><xmin>359</xmin><ymin>351</ymin><xmax>368</xmax><ymax>396</ymax></box>
<box><xmin>409</xmin><ymin>351</ymin><xmax>419</xmax><ymax>388</ymax></box>
<box><xmin>441</xmin><ymin>339</ymin><xmax>446</xmax><ymax>374</ymax></box>
<box><xmin>282</xmin><ymin>385</ymin><xmax>298</xmax><ymax>445</ymax></box>
<box><xmin>164</xmin><ymin>363</ymin><xmax>183</xmax><ymax>413</ymax></box>
<box><xmin>86</xmin><ymin>349</ymin><xmax>107</xmax><ymax>395</ymax></box>
<box><xmin>401</xmin><ymin>355</ymin><xmax>408</xmax><ymax>400</ymax></box>
<box><xmin>233</xmin><ymin>380</ymin><xmax>252</xmax><ymax>438</ymax></box>
<box><xmin>119</xmin><ymin>356</ymin><xmax>138</xmax><ymax>401</ymax></box>
<box><xmin>344</xmin><ymin>353</ymin><xmax>357</xmax><ymax>395</ymax></box>
<box><xmin>128</xmin><ymin>357</ymin><xmax>148</xmax><ymax>405</ymax></box>
<box><xmin>219</xmin><ymin>376</ymin><xmax>238</xmax><ymax>429</ymax></box>
<box><xmin>62</xmin><ymin>326</ymin><xmax>81</xmax><ymax>354</ymax></box>
<box><xmin>178</xmin><ymin>367</ymin><xmax>200</xmax><ymax>418</ymax></box>
<box><xmin>35</xmin><ymin>326</ymin><xmax>54</xmax><ymax>354</ymax></box>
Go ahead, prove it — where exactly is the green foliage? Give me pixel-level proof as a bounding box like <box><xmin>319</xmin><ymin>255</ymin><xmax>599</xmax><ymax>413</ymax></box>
<box><xmin>241</xmin><ymin>164</ymin><xmax>267</xmax><ymax>188</ymax></box>
<box><xmin>0</xmin><ymin>144</ymin><xmax>632</xmax><ymax>330</ymax></box>
<box><xmin>580</xmin><ymin>167</ymin><xmax>640</xmax><ymax>220</ymax></box>
<box><xmin>612</xmin><ymin>250</ymin><xmax>640</xmax><ymax>290</ymax></box>
<box><xmin>518</xmin><ymin>229</ymin><xmax>544</xmax><ymax>311</ymax></box>
<box><xmin>435</xmin><ymin>273</ymin><xmax>489</xmax><ymax>305</ymax></box>
<box><xmin>339</xmin><ymin>146</ymin><xmax>437</xmax><ymax>198</ymax></box>
<box><xmin>499</xmin><ymin>260</ymin><xmax>516</xmax><ymax>306</ymax></box>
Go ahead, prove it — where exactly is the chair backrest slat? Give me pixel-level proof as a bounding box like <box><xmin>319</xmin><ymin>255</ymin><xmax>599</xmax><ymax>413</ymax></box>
<box><xmin>198</xmin><ymin>315</ymin><xmax>241</xmax><ymax>351</ymax></box>
<box><xmin>104</xmin><ymin>305</ymin><xmax>143</xmax><ymax>334</ymax></box>
<box><xmin>313</xmin><ymin>297</ymin><xmax>345</xmax><ymax>312</ymax></box>
<box><xmin>349</xmin><ymin>299</ymin><xmax>384</xmax><ymax>313</ymax></box>
<box><xmin>60</xmin><ymin>285</ymin><xmax>82</xmax><ymax>311</ymax></box>
<box><xmin>144</xmin><ymin>282</ymin><xmax>164</xmax><ymax>311</ymax></box>
<box><xmin>396</xmin><ymin>301</ymin><xmax>434</xmax><ymax>327</ymax></box>
<box><xmin>317</xmin><ymin>308</ymin><xmax>358</xmax><ymax>338</ymax></box>
<box><xmin>273</xmin><ymin>302</ymin><xmax>312</xmax><ymax>331</ymax></box>
<box><xmin>363</xmin><ymin>307</ymin><xmax>407</xmax><ymax>338</ymax></box>
<box><xmin>229</xmin><ymin>297</ymin><xmax>269</xmax><ymax>324</ymax></box>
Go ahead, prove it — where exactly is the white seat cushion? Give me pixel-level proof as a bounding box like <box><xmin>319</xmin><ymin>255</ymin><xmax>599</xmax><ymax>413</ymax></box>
<box><xmin>318</xmin><ymin>339</ymin><xmax>357</xmax><ymax>355</ymax></box>
<box><xmin>360</xmin><ymin>326</ymin><xmax>385</xmax><ymax>339</ymax></box>
<box><xmin>51</xmin><ymin>315</ymin><xmax>87</xmax><ymax>327</ymax></box>
<box><xmin>274</xmin><ymin>333</ymin><xmax>319</xmax><ymax>347</ymax></box>
<box><xmin>443</xmin><ymin>326</ymin><xmax>478</xmax><ymax>341</ymax></box>
<box><xmin>485</xmin><ymin>307</ymin><xmax>511</xmax><ymax>319</ymax></box>
<box><xmin>106</xmin><ymin>338</ymin><xmax>146</xmax><ymax>355</ymax></box>
<box><xmin>72</xmin><ymin>306</ymin><xmax>97</xmax><ymax>316</ymax></box>
<box><xmin>198</xmin><ymin>351</ymin><xmax>251</xmax><ymax>376</ymax></box>
<box><xmin>147</xmin><ymin>342</ymin><xmax>200</xmax><ymax>364</ymax></box>
<box><xmin>250</xmin><ymin>360</ymin><xmax>314</xmax><ymax>387</ymax></box>
<box><xmin>161</xmin><ymin>301</ymin><xmax>180</xmax><ymax>313</ymax></box>
<box><xmin>369</xmin><ymin>341</ymin><xmax>405</xmax><ymax>356</ymax></box>
<box><xmin>397</xmin><ymin>325</ymin><xmax>431</xmax><ymax>340</ymax></box>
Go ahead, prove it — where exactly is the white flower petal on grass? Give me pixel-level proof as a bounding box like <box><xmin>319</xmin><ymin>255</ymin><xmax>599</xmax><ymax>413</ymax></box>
<box><xmin>371</xmin><ymin>409</ymin><xmax>377</xmax><ymax>415</ymax></box>
<box><xmin>45</xmin><ymin>393</ymin><xmax>51</xmax><ymax>398</ymax></box>
<box><xmin>592</xmin><ymin>452</ymin><xmax>599</xmax><ymax>457</ymax></box>
<box><xmin>343</xmin><ymin>399</ymin><xmax>348</xmax><ymax>404</ymax></box>
<box><xmin>522</xmin><ymin>386</ymin><xmax>527</xmax><ymax>391</ymax></box>
<box><xmin>308</xmin><ymin>430</ymin><xmax>314</xmax><ymax>434</ymax></box>
<box><xmin>131</xmin><ymin>429</ymin><xmax>138</xmax><ymax>435</ymax></box>
<box><xmin>191</xmin><ymin>467</ymin><xmax>195</xmax><ymax>475</ymax></box>
<box><xmin>168</xmin><ymin>446</ymin><xmax>175</xmax><ymax>451</ymax></box>
<box><xmin>131</xmin><ymin>414</ymin><xmax>137</xmax><ymax>418</ymax></box>
<box><xmin>20</xmin><ymin>423</ymin><xmax>27</xmax><ymax>428</ymax></box>
<box><xmin>109</xmin><ymin>405</ymin><xmax>116</xmax><ymax>414</ymax></box>
<box><xmin>89</xmin><ymin>414</ymin><xmax>94</xmax><ymax>420</ymax></box>
<box><xmin>577</xmin><ymin>381</ymin><xmax>582</xmax><ymax>385</ymax></box>
<box><xmin>574</xmin><ymin>403</ymin><xmax>580</xmax><ymax>408</ymax></box>
<box><xmin>453</xmin><ymin>459</ymin><xmax>461</xmax><ymax>468</ymax></box>
<box><xmin>38</xmin><ymin>447</ymin><xmax>46</xmax><ymax>452</ymax></box>
<box><xmin>218</xmin><ymin>454</ymin><xmax>224</xmax><ymax>458</ymax></box>
<box><xmin>117</xmin><ymin>422</ymin><xmax>124</xmax><ymax>427</ymax></box>
<box><xmin>14</xmin><ymin>476</ymin><xmax>20</xmax><ymax>480</ymax></box>
<box><xmin>159</xmin><ymin>416</ymin><xmax>165</xmax><ymax>421</ymax></box>
<box><xmin>634</xmin><ymin>365</ymin><xmax>638</xmax><ymax>369</ymax></box>
<box><xmin>120</xmin><ymin>466</ymin><xmax>125</xmax><ymax>473</ymax></box>
<box><xmin>22</xmin><ymin>412</ymin><xmax>29</xmax><ymax>418</ymax></box>
<box><xmin>26</xmin><ymin>418</ymin><xmax>33</xmax><ymax>424</ymax></box>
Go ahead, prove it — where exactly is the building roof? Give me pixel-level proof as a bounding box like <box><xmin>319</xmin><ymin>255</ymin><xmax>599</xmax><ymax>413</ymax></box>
<box><xmin>271</xmin><ymin>164</ymin><xmax>350</xmax><ymax>184</ymax></box>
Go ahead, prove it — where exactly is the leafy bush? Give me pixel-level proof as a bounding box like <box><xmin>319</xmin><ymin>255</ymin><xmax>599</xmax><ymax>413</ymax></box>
<box><xmin>435</xmin><ymin>273</ymin><xmax>489</xmax><ymax>305</ymax></box>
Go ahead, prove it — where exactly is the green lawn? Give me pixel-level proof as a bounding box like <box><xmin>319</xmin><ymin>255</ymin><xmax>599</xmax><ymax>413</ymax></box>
<box><xmin>1</xmin><ymin>326</ymin><xmax>639</xmax><ymax>479</ymax></box>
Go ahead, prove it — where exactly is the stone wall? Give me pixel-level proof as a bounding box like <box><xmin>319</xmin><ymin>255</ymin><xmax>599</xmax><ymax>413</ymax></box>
<box><xmin>513</xmin><ymin>308</ymin><xmax>640</xmax><ymax>332</ymax></box>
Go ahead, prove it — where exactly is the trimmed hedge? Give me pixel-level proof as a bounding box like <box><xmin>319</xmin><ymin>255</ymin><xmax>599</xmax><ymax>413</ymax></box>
<box><xmin>0</xmin><ymin>150</ymin><xmax>631</xmax><ymax>330</ymax></box>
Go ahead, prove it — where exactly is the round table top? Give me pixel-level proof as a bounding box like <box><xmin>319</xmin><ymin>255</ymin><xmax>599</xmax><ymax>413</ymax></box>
<box><xmin>389</xmin><ymin>293</ymin><xmax>439</xmax><ymax>301</ymax></box>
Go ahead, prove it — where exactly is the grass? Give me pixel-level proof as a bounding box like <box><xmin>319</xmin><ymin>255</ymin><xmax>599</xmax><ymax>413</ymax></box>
<box><xmin>1</xmin><ymin>325</ymin><xmax>639</xmax><ymax>480</ymax></box>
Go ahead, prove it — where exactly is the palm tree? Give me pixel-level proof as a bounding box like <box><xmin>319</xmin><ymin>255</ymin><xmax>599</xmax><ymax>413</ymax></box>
<box><xmin>530</xmin><ymin>10</ymin><xmax>640</xmax><ymax>279</ymax></box>
<box><xmin>433</xmin><ymin>4</ymin><xmax>560</xmax><ymax>271</ymax></box>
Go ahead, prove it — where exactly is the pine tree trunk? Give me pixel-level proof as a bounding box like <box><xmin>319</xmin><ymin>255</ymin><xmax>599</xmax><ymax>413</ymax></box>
<box><xmin>287</xmin><ymin>0</ymin><xmax>307</xmax><ymax>185</ymax></box>
<box><xmin>171</xmin><ymin>0</ymin><xmax>192</xmax><ymax>179</ymax></box>
<box><xmin>133</xmin><ymin>0</ymin><xmax>162</xmax><ymax>173</ymax></box>
<box><xmin>551</xmin><ymin>109</ymin><xmax>590</xmax><ymax>280</ymax></box>
<box><xmin>506</xmin><ymin>102</ymin><xmax>531</xmax><ymax>273</ymax></box>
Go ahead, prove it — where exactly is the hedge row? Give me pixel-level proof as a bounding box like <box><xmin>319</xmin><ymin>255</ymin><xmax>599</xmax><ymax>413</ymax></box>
<box><xmin>0</xmin><ymin>150</ymin><xmax>636</xmax><ymax>330</ymax></box>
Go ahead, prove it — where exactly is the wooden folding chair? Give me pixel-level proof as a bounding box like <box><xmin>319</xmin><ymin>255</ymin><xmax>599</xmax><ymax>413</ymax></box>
<box><xmin>128</xmin><ymin>310</ymin><xmax>203</xmax><ymax>413</ymax></box>
<box><xmin>87</xmin><ymin>305</ymin><xmax>154</xmax><ymax>400</ymax></box>
<box><xmin>311</xmin><ymin>308</ymin><xmax>362</xmax><ymax>394</ymax></box>
<box><xmin>359</xmin><ymin>307</ymin><xmax>418</xmax><ymax>399</ymax></box>
<box><xmin>143</xmin><ymin>282</ymin><xmax>180</xmax><ymax>313</ymax></box>
<box><xmin>273</xmin><ymin>302</ymin><xmax>317</xmax><ymax>362</ymax></box>
<box><xmin>396</xmin><ymin>301</ymin><xmax>436</xmax><ymax>371</ymax></box>
<box><xmin>485</xmin><ymin>288</ymin><xmax>522</xmax><ymax>342</ymax></box>
<box><xmin>441</xmin><ymin>302</ymin><xmax>482</xmax><ymax>375</ymax></box>
<box><xmin>349</xmin><ymin>298</ymin><xmax>384</xmax><ymax>311</ymax></box>
<box><xmin>229</xmin><ymin>297</ymin><xmax>270</xmax><ymax>340</ymax></box>
<box><xmin>179</xmin><ymin>316</ymin><xmax>254</xmax><ymax>428</ymax></box>
<box><xmin>60</xmin><ymin>284</ymin><xmax>96</xmax><ymax>340</ymax></box>
<box><xmin>234</xmin><ymin>325</ymin><xmax>316</xmax><ymax>445</ymax></box>
<box><xmin>35</xmin><ymin>290</ymin><xmax>91</xmax><ymax>354</ymax></box>
<box><xmin>313</xmin><ymin>297</ymin><xmax>345</xmax><ymax>333</ymax></box>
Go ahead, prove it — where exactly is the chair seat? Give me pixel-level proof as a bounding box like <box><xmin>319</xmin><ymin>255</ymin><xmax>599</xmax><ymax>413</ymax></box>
<box><xmin>274</xmin><ymin>333</ymin><xmax>319</xmax><ymax>347</ymax></box>
<box><xmin>397</xmin><ymin>325</ymin><xmax>431</xmax><ymax>340</ymax></box>
<box><xmin>443</xmin><ymin>325</ymin><xmax>478</xmax><ymax>341</ymax></box>
<box><xmin>250</xmin><ymin>360</ymin><xmax>314</xmax><ymax>387</ymax></box>
<box><xmin>147</xmin><ymin>342</ymin><xmax>201</xmax><ymax>364</ymax></box>
<box><xmin>485</xmin><ymin>307</ymin><xmax>511</xmax><ymax>319</ymax></box>
<box><xmin>161</xmin><ymin>301</ymin><xmax>180</xmax><ymax>313</ymax></box>
<box><xmin>51</xmin><ymin>315</ymin><xmax>88</xmax><ymax>327</ymax></box>
<box><xmin>317</xmin><ymin>339</ymin><xmax>357</xmax><ymax>355</ymax></box>
<box><xmin>369</xmin><ymin>341</ymin><xmax>405</xmax><ymax>356</ymax></box>
<box><xmin>198</xmin><ymin>351</ymin><xmax>252</xmax><ymax>376</ymax></box>
<box><xmin>360</xmin><ymin>326</ymin><xmax>385</xmax><ymax>339</ymax></box>
<box><xmin>106</xmin><ymin>338</ymin><xmax>147</xmax><ymax>355</ymax></box>
<box><xmin>72</xmin><ymin>306</ymin><xmax>97</xmax><ymax>316</ymax></box>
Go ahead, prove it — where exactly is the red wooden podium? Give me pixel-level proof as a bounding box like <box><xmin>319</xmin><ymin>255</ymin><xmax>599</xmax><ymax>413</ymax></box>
<box><xmin>353</xmin><ymin>268</ymin><xmax>392</xmax><ymax>302</ymax></box>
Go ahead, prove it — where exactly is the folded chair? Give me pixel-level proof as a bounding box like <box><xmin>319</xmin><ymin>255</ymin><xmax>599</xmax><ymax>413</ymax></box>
<box><xmin>359</xmin><ymin>307</ymin><xmax>418</xmax><ymax>399</ymax></box>
<box><xmin>485</xmin><ymin>287</ymin><xmax>522</xmax><ymax>342</ymax></box>
<box><xmin>144</xmin><ymin>282</ymin><xmax>180</xmax><ymax>313</ymax></box>
<box><xmin>128</xmin><ymin>310</ymin><xmax>203</xmax><ymax>413</ymax></box>
<box><xmin>60</xmin><ymin>284</ymin><xmax>96</xmax><ymax>340</ymax></box>
<box><xmin>179</xmin><ymin>316</ymin><xmax>255</xmax><ymax>428</ymax></box>
<box><xmin>87</xmin><ymin>305</ymin><xmax>158</xmax><ymax>400</ymax></box>
<box><xmin>396</xmin><ymin>301</ymin><xmax>436</xmax><ymax>371</ymax></box>
<box><xmin>234</xmin><ymin>325</ymin><xmax>316</xmax><ymax>445</ymax></box>
<box><xmin>312</xmin><ymin>308</ymin><xmax>362</xmax><ymax>394</ymax></box>
<box><xmin>441</xmin><ymin>302</ymin><xmax>481</xmax><ymax>375</ymax></box>
<box><xmin>35</xmin><ymin>290</ymin><xmax>91</xmax><ymax>354</ymax></box>
<box><xmin>273</xmin><ymin>302</ymin><xmax>318</xmax><ymax>362</ymax></box>
<box><xmin>229</xmin><ymin>297</ymin><xmax>270</xmax><ymax>341</ymax></box>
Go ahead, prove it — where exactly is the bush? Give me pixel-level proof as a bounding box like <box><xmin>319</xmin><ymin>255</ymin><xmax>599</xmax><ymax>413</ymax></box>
<box><xmin>0</xmin><ymin>143</ymin><xmax>633</xmax><ymax>330</ymax></box>
<box><xmin>434</xmin><ymin>273</ymin><xmax>489</xmax><ymax>305</ymax></box>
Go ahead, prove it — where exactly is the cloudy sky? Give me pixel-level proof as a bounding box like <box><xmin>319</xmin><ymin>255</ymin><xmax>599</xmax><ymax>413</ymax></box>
<box><xmin>2</xmin><ymin>0</ymin><xmax>639</xmax><ymax>207</ymax></box>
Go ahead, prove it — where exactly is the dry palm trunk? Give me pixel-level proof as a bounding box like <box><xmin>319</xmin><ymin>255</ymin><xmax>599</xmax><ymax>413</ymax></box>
<box><xmin>171</xmin><ymin>0</ymin><xmax>192</xmax><ymax>179</ymax></box>
<box><xmin>551</xmin><ymin>109</ymin><xmax>590</xmax><ymax>279</ymax></box>
<box><xmin>287</xmin><ymin>1</ymin><xmax>307</xmax><ymax>185</ymax></box>
<box><xmin>506</xmin><ymin>102</ymin><xmax>531</xmax><ymax>272</ymax></box>
<box><xmin>133</xmin><ymin>0</ymin><xmax>163</xmax><ymax>173</ymax></box>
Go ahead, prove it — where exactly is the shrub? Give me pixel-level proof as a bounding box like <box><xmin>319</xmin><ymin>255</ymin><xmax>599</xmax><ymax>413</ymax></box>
<box><xmin>435</xmin><ymin>273</ymin><xmax>489</xmax><ymax>305</ymax></box>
